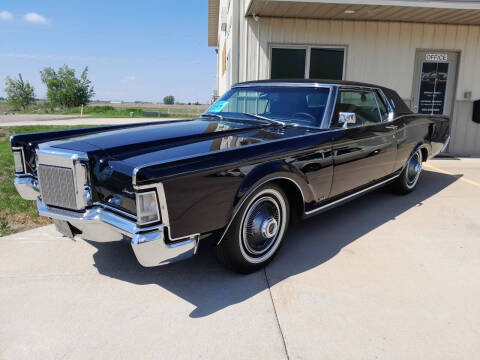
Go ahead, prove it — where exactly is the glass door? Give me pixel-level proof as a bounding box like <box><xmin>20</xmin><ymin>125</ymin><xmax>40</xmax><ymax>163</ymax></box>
<box><xmin>411</xmin><ymin>50</ymin><xmax>459</xmax><ymax>116</ymax></box>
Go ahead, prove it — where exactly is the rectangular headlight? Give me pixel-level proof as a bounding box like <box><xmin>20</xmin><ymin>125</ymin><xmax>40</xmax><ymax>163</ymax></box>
<box><xmin>13</xmin><ymin>150</ymin><xmax>24</xmax><ymax>173</ymax></box>
<box><xmin>136</xmin><ymin>191</ymin><xmax>160</xmax><ymax>224</ymax></box>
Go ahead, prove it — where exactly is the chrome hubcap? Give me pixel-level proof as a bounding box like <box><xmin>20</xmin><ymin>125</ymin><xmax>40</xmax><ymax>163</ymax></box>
<box><xmin>242</xmin><ymin>196</ymin><xmax>281</xmax><ymax>256</ymax></box>
<box><xmin>261</xmin><ymin>218</ymin><xmax>278</xmax><ymax>239</ymax></box>
<box><xmin>406</xmin><ymin>151</ymin><xmax>422</xmax><ymax>187</ymax></box>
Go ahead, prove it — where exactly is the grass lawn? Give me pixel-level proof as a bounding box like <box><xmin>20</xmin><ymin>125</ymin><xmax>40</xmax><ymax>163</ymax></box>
<box><xmin>0</xmin><ymin>125</ymin><xmax>89</xmax><ymax>236</ymax></box>
<box><xmin>1</xmin><ymin>101</ymin><xmax>207</xmax><ymax>119</ymax></box>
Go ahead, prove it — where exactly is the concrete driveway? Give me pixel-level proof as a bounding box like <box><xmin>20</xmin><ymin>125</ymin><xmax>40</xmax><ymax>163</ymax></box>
<box><xmin>1</xmin><ymin>159</ymin><xmax>479</xmax><ymax>359</ymax></box>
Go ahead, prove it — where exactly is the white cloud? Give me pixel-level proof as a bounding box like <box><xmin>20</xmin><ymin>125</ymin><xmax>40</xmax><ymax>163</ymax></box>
<box><xmin>23</xmin><ymin>12</ymin><xmax>47</xmax><ymax>24</ymax></box>
<box><xmin>0</xmin><ymin>11</ymin><xmax>13</xmax><ymax>20</ymax></box>
<box><xmin>121</xmin><ymin>75</ymin><xmax>137</xmax><ymax>83</ymax></box>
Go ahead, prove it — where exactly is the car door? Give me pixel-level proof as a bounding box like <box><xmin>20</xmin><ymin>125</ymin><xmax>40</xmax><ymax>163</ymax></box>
<box><xmin>329</xmin><ymin>87</ymin><xmax>398</xmax><ymax>197</ymax></box>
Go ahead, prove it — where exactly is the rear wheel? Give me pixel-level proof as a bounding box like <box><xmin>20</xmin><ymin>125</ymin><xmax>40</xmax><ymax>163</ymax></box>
<box><xmin>215</xmin><ymin>184</ymin><xmax>289</xmax><ymax>274</ymax></box>
<box><xmin>393</xmin><ymin>149</ymin><xmax>423</xmax><ymax>194</ymax></box>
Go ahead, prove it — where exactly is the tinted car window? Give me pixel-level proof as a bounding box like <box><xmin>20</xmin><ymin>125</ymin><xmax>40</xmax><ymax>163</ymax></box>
<box><xmin>332</xmin><ymin>90</ymin><xmax>382</xmax><ymax>127</ymax></box>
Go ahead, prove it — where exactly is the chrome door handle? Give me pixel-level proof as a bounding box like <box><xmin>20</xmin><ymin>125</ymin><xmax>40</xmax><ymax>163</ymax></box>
<box><xmin>385</xmin><ymin>125</ymin><xmax>398</xmax><ymax>130</ymax></box>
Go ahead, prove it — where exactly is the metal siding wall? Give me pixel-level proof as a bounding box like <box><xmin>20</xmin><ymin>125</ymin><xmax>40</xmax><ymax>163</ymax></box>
<box><xmin>450</xmin><ymin>101</ymin><xmax>480</xmax><ymax>156</ymax></box>
<box><xmin>239</xmin><ymin>18</ymin><xmax>480</xmax><ymax>99</ymax></box>
<box><xmin>235</xmin><ymin>17</ymin><xmax>480</xmax><ymax>155</ymax></box>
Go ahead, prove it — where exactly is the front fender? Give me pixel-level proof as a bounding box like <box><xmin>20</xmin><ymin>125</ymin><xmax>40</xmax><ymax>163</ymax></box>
<box><xmin>236</xmin><ymin>160</ymin><xmax>314</xmax><ymax>206</ymax></box>
<box><xmin>216</xmin><ymin>160</ymin><xmax>314</xmax><ymax>245</ymax></box>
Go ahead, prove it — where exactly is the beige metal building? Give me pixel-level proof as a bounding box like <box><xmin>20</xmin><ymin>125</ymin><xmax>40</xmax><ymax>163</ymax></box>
<box><xmin>208</xmin><ymin>0</ymin><xmax>480</xmax><ymax>156</ymax></box>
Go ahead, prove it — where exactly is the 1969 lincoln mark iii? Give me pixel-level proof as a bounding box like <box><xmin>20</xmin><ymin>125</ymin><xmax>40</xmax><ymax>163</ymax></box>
<box><xmin>11</xmin><ymin>80</ymin><xmax>450</xmax><ymax>273</ymax></box>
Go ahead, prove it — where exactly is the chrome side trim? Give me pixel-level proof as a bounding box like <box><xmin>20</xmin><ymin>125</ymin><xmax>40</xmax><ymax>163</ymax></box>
<box><xmin>94</xmin><ymin>202</ymin><xmax>137</xmax><ymax>221</ymax></box>
<box><xmin>233</xmin><ymin>82</ymin><xmax>333</xmax><ymax>88</ymax></box>
<box><xmin>377</xmin><ymin>88</ymin><xmax>395</xmax><ymax>121</ymax></box>
<box><xmin>304</xmin><ymin>174</ymin><xmax>400</xmax><ymax>216</ymax></box>
<box><xmin>155</xmin><ymin>183</ymin><xmax>170</xmax><ymax>230</ymax></box>
<box><xmin>440</xmin><ymin>135</ymin><xmax>451</xmax><ymax>153</ymax></box>
<box><xmin>216</xmin><ymin>176</ymin><xmax>306</xmax><ymax>246</ymax></box>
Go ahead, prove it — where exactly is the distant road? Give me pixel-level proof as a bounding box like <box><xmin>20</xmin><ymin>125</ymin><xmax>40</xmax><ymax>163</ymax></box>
<box><xmin>0</xmin><ymin>115</ymin><xmax>182</xmax><ymax>127</ymax></box>
<box><xmin>0</xmin><ymin>114</ymin><xmax>79</xmax><ymax>124</ymax></box>
<box><xmin>94</xmin><ymin>102</ymin><xmax>209</xmax><ymax>111</ymax></box>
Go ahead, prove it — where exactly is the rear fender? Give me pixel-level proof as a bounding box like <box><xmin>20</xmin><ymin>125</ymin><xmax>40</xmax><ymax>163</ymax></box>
<box><xmin>410</xmin><ymin>142</ymin><xmax>430</xmax><ymax>165</ymax></box>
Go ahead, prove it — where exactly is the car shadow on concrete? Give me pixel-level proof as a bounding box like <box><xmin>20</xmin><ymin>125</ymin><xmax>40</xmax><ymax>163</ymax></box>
<box><xmin>86</xmin><ymin>170</ymin><xmax>459</xmax><ymax>318</ymax></box>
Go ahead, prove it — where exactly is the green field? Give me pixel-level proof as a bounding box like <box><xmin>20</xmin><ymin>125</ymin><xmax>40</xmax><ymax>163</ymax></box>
<box><xmin>0</xmin><ymin>126</ymin><xmax>89</xmax><ymax>236</ymax></box>
<box><xmin>0</xmin><ymin>101</ymin><xmax>208</xmax><ymax>119</ymax></box>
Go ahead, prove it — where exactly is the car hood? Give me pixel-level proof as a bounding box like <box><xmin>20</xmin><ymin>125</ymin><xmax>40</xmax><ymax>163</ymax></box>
<box><xmin>47</xmin><ymin>118</ymin><xmax>325</xmax><ymax>213</ymax></box>
<box><xmin>51</xmin><ymin>118</ymin><xmax>310</xmax><ymax>166</ymax></box>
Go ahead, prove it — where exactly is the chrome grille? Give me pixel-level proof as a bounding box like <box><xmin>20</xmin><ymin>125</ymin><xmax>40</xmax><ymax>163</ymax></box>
<box><xmin>38</xmin><ymin>164</ymin><xmax>77</xmax><ymax>209</ymax></box>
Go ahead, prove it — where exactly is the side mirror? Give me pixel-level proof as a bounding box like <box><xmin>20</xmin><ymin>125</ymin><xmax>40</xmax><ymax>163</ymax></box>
<box><xmin>339</xmin><ymin>112</ymin><xmax>356</xmax><ymax>128</ymax></box>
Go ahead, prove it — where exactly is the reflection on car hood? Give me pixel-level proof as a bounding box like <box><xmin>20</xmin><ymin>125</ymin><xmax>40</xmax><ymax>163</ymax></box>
<box><xmin>50</xmin><ymin>118</ymin><xmax>310</xmax><ymax>169</ymax></box>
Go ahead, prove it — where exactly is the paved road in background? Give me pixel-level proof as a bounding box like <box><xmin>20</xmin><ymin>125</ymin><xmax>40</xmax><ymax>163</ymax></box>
<box><xmin>0</xmin><ymin>114</ymin><xmax>179</xmax><ymax>126</ymax></box>
<box><xmin>1</xmin><ymin>159</ymin><xmax>479</xmax><ymax>359</ymax></box>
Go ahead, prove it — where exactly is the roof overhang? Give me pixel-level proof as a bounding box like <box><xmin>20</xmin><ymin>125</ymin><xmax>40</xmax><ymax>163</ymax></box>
<box><xmin>246</xmin><ymin>0</ymin><xmax>480</xmax><ymax>25</ymax></box>
<box><xmin>208</xmin><ymin>0</ymin><xmax>220</xmax><ymax>47</ymax></box>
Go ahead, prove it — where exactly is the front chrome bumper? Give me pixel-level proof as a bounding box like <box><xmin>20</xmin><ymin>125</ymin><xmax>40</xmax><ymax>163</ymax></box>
<box><xmin>34</xmin><ymin>194</ymin><xmax>197</xmax><ymax>267</ymax></box>
<box><xmin>14</xmin><ymin>175</ymin><xmax>40</xmax><ymax>200</ymax></box>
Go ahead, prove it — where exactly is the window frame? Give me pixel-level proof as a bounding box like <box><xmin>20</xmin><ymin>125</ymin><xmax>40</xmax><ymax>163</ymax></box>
<box><xmin>269</xmin><ymin>44</ymin><xmax>348</xmax><ymax>80</ymax></box>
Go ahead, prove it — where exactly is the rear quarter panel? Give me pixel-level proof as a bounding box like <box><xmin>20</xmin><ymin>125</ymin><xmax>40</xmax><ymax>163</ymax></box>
<box><xmin>394</xmin><ymin>114</ymin><xmax>449</xmax><ymax>170</ymax></box>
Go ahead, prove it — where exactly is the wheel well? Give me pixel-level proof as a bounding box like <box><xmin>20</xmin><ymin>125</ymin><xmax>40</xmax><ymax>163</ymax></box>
<box><xmin>271</xmin><ymin>179</ymin><xmax>304</xmax><ymax>223</ymax></box>
<box><xmin>420</xmin><ymin>147</ymin><xmax>428</xmax><ymax>162</ymax></box>
<box><xmin>216</xmin><ymin>177</ymin><xmax>305</xmax><ymax>246</ymax></box>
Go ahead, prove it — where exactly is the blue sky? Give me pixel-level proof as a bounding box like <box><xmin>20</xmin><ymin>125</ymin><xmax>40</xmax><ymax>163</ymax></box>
<box><xmin>0</xmin><ymin>0</ymin><xmax>217</xmax><ymax>103</ymax></box>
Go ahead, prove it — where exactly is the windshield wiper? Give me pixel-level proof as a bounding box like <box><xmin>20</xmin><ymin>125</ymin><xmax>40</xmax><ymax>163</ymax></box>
<box><xmin>202</xmin><ymin>112</ymin><xmax>287</xmax><ymax>127</ymax></box>
<box><xmin>201</xmin><ymin>112</ymin><xmax>224</xmax><ymax>120</ymax></box>
<box><xmin>240</xmin><ymin>113</ymin><xmax>286</xmax><ymax>126</ymax></box>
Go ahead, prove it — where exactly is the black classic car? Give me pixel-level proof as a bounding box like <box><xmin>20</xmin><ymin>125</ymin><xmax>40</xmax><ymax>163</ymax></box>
<box><xmin>11</xmin><ymin>80</ymin><xmax>450</xmax><ymax>273</ymax></box>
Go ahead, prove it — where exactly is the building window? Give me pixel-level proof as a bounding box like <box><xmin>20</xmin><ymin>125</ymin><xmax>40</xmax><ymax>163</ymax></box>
<box><xmin>271</xmin><ymin>48</ymin><xmax>306</xmax><ymax>79</ymax></box>
<box><xmin>270</xmin><ymin>45</ymin><xmax>345</xmax><ymax>80</ymax></box>
<box><xmin>309</xmin><ymin>48</ymin><xmax>344</xmax><ymax>80</ymax></box>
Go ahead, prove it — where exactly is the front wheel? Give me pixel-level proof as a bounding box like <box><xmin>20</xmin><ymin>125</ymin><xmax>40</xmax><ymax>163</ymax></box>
<box><xmin>215</xmin><ymin>184</ymin><xmax>290</xmax><ymax>274</ymax></box>
<box><xmin>392</xmin><ymin>149</ymin><xmax>423</xmax><ymax>194</ymax></box>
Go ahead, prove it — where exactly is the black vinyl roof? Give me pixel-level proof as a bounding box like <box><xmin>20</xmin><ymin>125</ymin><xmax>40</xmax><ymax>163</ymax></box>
<box><xmin>234</xmin><ymin>79</ymin><xmax>412</xmax><ymax>115</ymax></box>
<box><xmin>235</xmin><ymin>79</ymin><xmax>388</xmax><ymax>90</ymax></box>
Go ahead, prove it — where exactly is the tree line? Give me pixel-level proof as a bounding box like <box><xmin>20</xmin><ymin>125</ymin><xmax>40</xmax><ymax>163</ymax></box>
<box><xmin>5</xmin><ymin>65</ymin><xmax>94</xmax><ymax>111</ymax></box>
<box><xmin>3</xmin><ymin>67</ymin><xmax>189</xmax><ymax>111</ymax></box>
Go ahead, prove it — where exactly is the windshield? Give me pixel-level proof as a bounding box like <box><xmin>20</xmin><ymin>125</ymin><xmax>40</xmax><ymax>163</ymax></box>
<box><xmin>204</xmin><ymin>86</ymin><xmax>331</xmax><ymax>127</ymax></box>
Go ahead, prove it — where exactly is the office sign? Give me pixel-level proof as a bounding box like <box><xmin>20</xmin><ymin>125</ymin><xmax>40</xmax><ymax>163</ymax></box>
<box><xmin>425</xmin><ymin>53</ymin><xmax>448</xmax><ymax>62</ymax></box>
